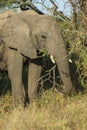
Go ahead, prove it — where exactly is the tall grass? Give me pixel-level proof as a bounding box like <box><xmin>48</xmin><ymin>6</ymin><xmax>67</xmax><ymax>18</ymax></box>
<box><xmin>0</xmin><ymin>90</ymin><xmax>87</xmax><ymax>130</ymax></box>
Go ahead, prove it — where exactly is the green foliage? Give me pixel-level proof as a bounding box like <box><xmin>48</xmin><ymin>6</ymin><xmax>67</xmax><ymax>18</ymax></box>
<box><xmin>75</xmin><ymin>45</ymin><xmax>87</xmax><ymax>88</ymax></box>
<box><xmin>0</xmin><ymin>72</ymin><xmax>11</xmax><ymax>96</ymax></box>
<box><xmin>59</xmin><ymin>19</ymin><xmax>87</xmax><ymax>91</ymax></box>
<box><xmin>38</xmin><ymin>48</ymin><xmax>49</xmax><ymax>57</ymax></box>
<box><xmin>0</xmin><ymin>0</ymin><xmax>14</xmax><ymax>7</ymax></box>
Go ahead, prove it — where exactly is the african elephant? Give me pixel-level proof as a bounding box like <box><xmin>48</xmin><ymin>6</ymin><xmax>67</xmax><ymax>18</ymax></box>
<box><xmin>0</xmin><ymin>10</ymin><xmax>73</xmax><ymax>106</ymax></box>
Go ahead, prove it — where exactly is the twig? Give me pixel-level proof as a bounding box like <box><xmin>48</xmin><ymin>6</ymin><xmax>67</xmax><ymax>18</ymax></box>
<box><xmin>37</xmin><ymin>64</ymin><xmax>57</xmax><ymax>92</ymax></box>
<box><xmin>52</xmin><ymin>65</ymin><xmax>56</xmax><ymax>89</ymax></box>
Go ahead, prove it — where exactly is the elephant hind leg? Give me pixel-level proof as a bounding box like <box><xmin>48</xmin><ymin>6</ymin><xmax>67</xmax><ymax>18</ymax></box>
<box><xmin>7</xmin><ymin>48</ymin><xmax>24</xmax><ymax>107</ymax></box>
<box><xmin>28</xmin><ymin>63</ymin><xmax>42</xmax><ymax>102</ymax></box>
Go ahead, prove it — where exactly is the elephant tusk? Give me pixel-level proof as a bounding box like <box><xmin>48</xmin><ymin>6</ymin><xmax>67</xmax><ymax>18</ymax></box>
<box><xmin>50</xmin><ymin>55</ymin><xmax>72</xmax><ymax>64</ymax></box>
<box><xmin>68</xmin><ymin>58</ymin><xmax>72</xmax><ymax>63</ymax></box>
<box><xmin>50</xmin><ymin>55</ymin><xmax>55</xmax><ymax>64</ymax></box>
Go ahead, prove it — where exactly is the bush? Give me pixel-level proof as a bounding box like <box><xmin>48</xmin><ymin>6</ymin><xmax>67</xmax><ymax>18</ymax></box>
<box><xmin>59</xmin><ymin>18</ymin><xmax>87</xmax><ymax>91</ymax></box>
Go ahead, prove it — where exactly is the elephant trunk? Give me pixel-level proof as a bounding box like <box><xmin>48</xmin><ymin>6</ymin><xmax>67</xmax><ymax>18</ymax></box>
<box><xmin>55</xmin><ymin>43</ymin><xmax>72</xmax><ymax>94</ymax></box>
<box><xmin>47</xmin><ymin>31</ymin><xmax>72</xmax><ymax>94</ymax></box>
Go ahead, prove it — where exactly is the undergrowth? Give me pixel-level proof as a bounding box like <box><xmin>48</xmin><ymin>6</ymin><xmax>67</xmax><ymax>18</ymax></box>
<box><xmin>0</xmin><ymin>90</ymin><xmax>87</xmax><ymax>130</ymax></box>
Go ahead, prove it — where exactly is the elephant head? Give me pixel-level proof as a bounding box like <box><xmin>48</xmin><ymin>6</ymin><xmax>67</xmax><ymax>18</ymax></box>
<box><xmin>0</xmin><ymin>10</ymin><xmax>73</xmax><ymax>105</ymax></box>
<box><xmin>28</xmin><ymin>15</ymin><xmax>73</xmax><ymax>93</ymax></box>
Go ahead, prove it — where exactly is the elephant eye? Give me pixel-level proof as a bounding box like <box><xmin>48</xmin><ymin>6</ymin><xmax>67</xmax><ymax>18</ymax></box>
<box><xmin>41</xmin><ymin>32</ymin><xmax>47</xmax><ymax>39</ymax></box>
<box><xmin>41</xmin><ymin>35</ymin><xmax>47</xmax><ymax>39</ymax></box>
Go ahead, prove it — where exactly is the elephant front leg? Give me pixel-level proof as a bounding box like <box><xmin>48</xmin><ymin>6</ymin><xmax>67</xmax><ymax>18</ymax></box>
<box><xmin>7</xmin><ymin>48</ymin><xmax>24</xmax><ymax>107</ymax></box>
<box><xmin>28</xmin><ymin>62</ymin><xmax>42</xmax><ymax>102</ymax></box>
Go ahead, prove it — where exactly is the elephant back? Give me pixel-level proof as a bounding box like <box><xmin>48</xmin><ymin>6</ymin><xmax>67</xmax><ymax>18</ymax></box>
<box><xmin>19</xmin><ymin>10</ymin><xmax>38</xmax><ymax>15</ymax></box>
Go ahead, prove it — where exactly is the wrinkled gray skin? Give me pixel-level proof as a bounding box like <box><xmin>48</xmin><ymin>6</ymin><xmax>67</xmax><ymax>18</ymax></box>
<box><xmin>0</xmin><ymin>10</ymin><xmax>73</xmax><ymax>106</ymax></box>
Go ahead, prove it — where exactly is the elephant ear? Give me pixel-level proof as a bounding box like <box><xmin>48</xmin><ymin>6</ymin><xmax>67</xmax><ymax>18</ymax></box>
<box><xmin>1</xmin><ymin>16</ymin><xmax>37</xmax><ymax>58</ymax></box>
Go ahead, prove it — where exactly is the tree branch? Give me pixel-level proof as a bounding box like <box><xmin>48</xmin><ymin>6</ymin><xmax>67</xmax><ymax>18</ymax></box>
<box><xmin>37</xmin><ymin>64</ymin><xmax>61</xmax><ymax>93</ymax></box>
<box><xmin>68</xmin><ymin>0</ymin><xmax>78</xmax><ymax>29</ymax></box>
<box><xmin>20</xmin><ymin>1</ymin><xmax>70</xmax><ymax>21</ymax></box>
<box><xmin>20</xmin><ymin>2</ymin><xmax>44</xmax><ymax>14</ymax></box>
<box><xmin>49</xmin><ymin>0</ymin><xmax>70</xmax><ymax>21</ymax></box>
<box><xmin>50</xmin><ymin>0</ymin><xmax>58</xmax><ymax>11</ymax></box>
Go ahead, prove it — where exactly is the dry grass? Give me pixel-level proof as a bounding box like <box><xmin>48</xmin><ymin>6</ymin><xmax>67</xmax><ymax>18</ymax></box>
<box><xmin>0</xmin><ymin>90</ymin><xmax>87</xmax><ymax>130</ymax></box>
